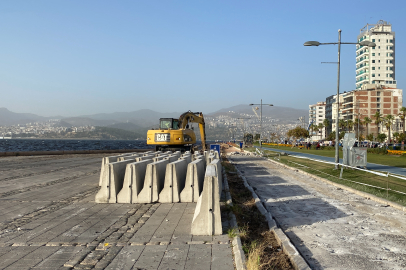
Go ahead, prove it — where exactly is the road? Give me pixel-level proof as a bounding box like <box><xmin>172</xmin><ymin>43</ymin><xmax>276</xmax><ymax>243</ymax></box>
<box><xmin>229</xmin><ymin>153</ymin><xmax>406</xmax><ymax>270</ymax></box>
<box><xmin>259</xmin><ymin>146</ymin><xmax>406</xmax><ymax>177</ymax></box>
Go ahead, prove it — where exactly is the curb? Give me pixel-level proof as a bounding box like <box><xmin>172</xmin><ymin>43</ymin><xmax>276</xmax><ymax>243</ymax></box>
<box><xmin>228</xmin><ymin>156</ymin><xmax>311</xmax><ymax>270</ymax></box>
<box><xmin>265</xmin><ymin>156</ymin><xmax>406</xmax><ymax>212</ymax></box>
<box><xmin>222</xmin><ymin>168</ymin><xmax>247</xmax><ymax>270</ymax></box>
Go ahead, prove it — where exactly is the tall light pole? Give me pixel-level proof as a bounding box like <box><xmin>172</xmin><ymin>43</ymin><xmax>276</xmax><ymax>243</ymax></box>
<box><xmin>249</xmin><ymin>100</ymin><xmax>273</xmax><ymax>148</ymax></box>
<box><xmin>304</xmin><ymin>30</ymin><xmax>375</xmax><ymax>168</ymax></box>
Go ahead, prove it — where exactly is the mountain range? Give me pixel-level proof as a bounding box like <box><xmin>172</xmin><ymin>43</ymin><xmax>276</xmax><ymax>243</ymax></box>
<box><xmin>0</xmin><ymin>105</ymin><xmax>308</xmax><ymax>128</ymax></box>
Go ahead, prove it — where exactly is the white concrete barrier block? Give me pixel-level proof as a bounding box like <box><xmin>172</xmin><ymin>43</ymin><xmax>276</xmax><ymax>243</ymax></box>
<box><xmin>159</xmin><ymin>159</ymin><xmax>188</xmax><ymax>203</ymax></box>
<box><xmin>95</xmin><ymin>159</ymin><xmax>134</xmax><ymax>203</ymax></box>
<box><xmin>180</xmin><ymin>155</ymin><xmax>192</xmax><ymax>164</ymax></box>
<box><xmin>116</xmin><ymin>159</ymin><xmax>153</xmax><ymax>203</ymax></box>
<box><xmin>163</xmin><ymin>155</ymin><xmax>178</xmax><ymax>163</ymax></box>
<box><xmin>153</xmin><ymin>155</ymin><xmax>169</xmax><ymax>162</ymax></box>
<box><xmin>191</xmin><ymin>165</ymin><xmax>222</xmax><ymax>235</ymax></box>
<box><xmin>180</xmin><ymin>159</ymin><xmax>205</xmax><ymax>202</ymax></box>
<box><xmin>137</xmin><ymin>159</ymin><xmax>169</xmax><ymax>203</ymax></box>
<box><xmin>210</xmin><ymin>159</ymin><xmax>222</xmax><ymax>196</ymax></box>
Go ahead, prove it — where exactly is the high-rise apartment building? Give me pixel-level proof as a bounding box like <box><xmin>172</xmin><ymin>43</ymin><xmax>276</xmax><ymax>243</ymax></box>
<box><xmin>356</xmin><ymin>20</ymin><xmax>396</xmax><ymax>90</ymax></box>
<box><xmin>309</xmin><ymin>101</ymin><xmax>326</xmax><ymax>140</ymax></box>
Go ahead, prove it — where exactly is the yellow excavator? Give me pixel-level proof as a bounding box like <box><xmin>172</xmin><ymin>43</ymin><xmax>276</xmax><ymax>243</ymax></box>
<box><xmin>146</xmin><ymin>111</ymin><xmax>207</xmax><ymax>152</ymax></box>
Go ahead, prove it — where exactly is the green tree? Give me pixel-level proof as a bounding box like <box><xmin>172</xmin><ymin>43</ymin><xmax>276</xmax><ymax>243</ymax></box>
<box><xmin>363</xmin><ymin>117</ymin><xmax>372</xmax><ymax>139</ymax></box>
<box><xmin>317</xmin><ymin>123</ymin><xmax>324</xmax><ymax>139</ymax></box>
<box><xmin>339</xmin><ymin>131</ymin><xmax>346</xmax><ymax>140</ymax></box>
<box><xmin>377</xmin><ymin>133</ymin><xmax>387</xmax><ymax>143</ymax></box>
<box><xmin>347</xmin><ymin>119</ymin><xmax>354</xmax><ymax>132</ymax></box>
<box><xmin>393</xmin><ymin>132</ymin><xmax>400</xmax><ymax>142</ymax></box>
<box><xmin>286</xmin><ymin>126</ymin><xmax>309</xmax><ymax>141</ymax></box>
<box><xmin>323</xmin><ymin>119</ymin><xmax>330</xmax><ymax>138</ymax></box>
<box><xmin>327</xmin><ymin>131</ymin><xmax>335</xmax><ymax>141</ymax></box>
<box><xmin>338</xmin><ymin>119</ymin><xmax>346</xmax><ymax>132</ymax></box>
<box><xmin>399</xmin><ymin>106</ymin><xmax>406</xmax><ymax>134</ymax></box>
<box><xmin>373</xmin><ymin>111</ymin><xmax>382</xmax><ymax>138</ymax></box>
<box><xmin>254</xmin><ymin>134</ymin><xmax>260</xmax><ymax>140</ymax></box>
<box><xmin>366</xmin><ymin>133</ymin><xmax>374</xmax><ymax>141</ymax></box>
<box><xmin>385</xmin><ymin>114</ymin><xmax>395</xmax><ymax>143</ymax></box>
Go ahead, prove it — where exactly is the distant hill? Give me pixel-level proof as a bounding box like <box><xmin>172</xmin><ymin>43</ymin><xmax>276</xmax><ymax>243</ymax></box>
<box><xmin>61</xmin><ymin>117</ymin><xmax>119</xmax><ymax>127</ymax></box>
<box><xmin>208</xmin><ymin>104</ymin><xmax>308</xmax><ymax>122</ymax></box>
<box><xmin>0</xmin><ymin>107</ymin><xmax>47</xmax><ymax>126</ymax></box>
<box><xmin>79</xmin><ymin>109</ymin><xmax>182</xmax><ymax>127</ymax></box>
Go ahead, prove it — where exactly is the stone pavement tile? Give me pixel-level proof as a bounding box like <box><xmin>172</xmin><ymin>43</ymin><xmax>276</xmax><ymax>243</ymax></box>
<box><xmin>211</xmin><ymin>244</ymin><xmax>234</xmax><ymax>270</ymax></box>
<box><xmin>191</xmin><ymin>235</ymin><xmax>213</xmax><ymax>242</ymax></box>
<box><xmin>133</xmin><ymin>245</ymin><xmax>167</xmax><ymax>270</ymax></box>
<box><xmin>0</xmin><ymin>246</ymin><xmax>38</xmax><ymax>269</ymax></box>
<box><xmin>170</xmin><ymin>203</ymin><xmax>195</xmax><ymax>244</ymax></box>
<box><xmin>184</xmin><ymin>244</ymin><xmax>211</xmax><ymax>270</ymax></box>
<box><xmin>213</xmin><ymin>234</ymin><xmax>230</xmax><ymax>244</ymax></box>
<box><xmin>4</xmin><ymin>246</ymin><xmax>60</xmax><ymax>269</ymax></box>
<box><xmin>130</xmin><ymin>204</ymin><xmax>174</xmax><ymax>243</ymax></box>
<box><xmin>152</xmin><ymin>203</ymin><xmax>187</xmax><ymax>242</ymax></box>
<box><xmin>157</xmin><ymin>244</ymin><xmax>189</xmax><ymax>270</ymax></box>
<box><xmin>105</xmin><ymin>246</ymin><xmax>145</xmax><ymax>270</ymax></box>
<box><xmin>33</xmin><ymin>246</ymin><xmax>78</xmax><ymax>268</ymax></box>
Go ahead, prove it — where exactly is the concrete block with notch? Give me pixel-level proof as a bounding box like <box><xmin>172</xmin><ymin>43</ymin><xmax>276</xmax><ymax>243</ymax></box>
<box><xmin>180</xmin><ymin>159</ymin><xmax>205</xmax><ymax>203</ymax></box>
<box><xmin>95</xmin><ymin>159</ymin><xmax>135</xmax><ymax>203</ymax></box>
<box><xmin>159</xmin><ymin>159</ymin><xmax>188</xmax><ymax>203</ymax></box>
<box><xmin>191</xmin><ymin>164</ymin><xmax>222</xmax><ymax>235</ymax></box>
<box><xmin>116</xmin><ymin>159</ymin><xmax>153</xmax><ymax>203</ymax></box>
<box><xmin>137</xmin><ymin>159</ymin><xmax>169</xmax><ymax>203</ymax></box>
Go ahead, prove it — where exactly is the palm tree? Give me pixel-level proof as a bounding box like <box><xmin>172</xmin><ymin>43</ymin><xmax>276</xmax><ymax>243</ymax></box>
<box><xmin>339</xmin><ymin>119</ymin><xmax>346</xmax><ymax>132</ymax></box>
<box><xmin>347</xmin><ymin>119</ymin><xmax>354</xmax><ymax>132</ymax></box>
<box><xmin>399</xmin><ymin>106</ymin><xmax>406</xmax><ymax>134</ymax></box>
<box><xmin>385</xmin><ymin>114</ymin><xmax>395</xmax><ymax>143</ymax></box>
<box><xmin>363</xmin><ymin>117</ymin><xmax>372</xmax><ymax>139</ymax></box>
<box><xmin>373</xmin><ymin>111</ymin><xmax>382</xmax><ymax>138</ymax></box>
<box><xmin>323</xmin><ymin>119</ymin><xmax>330</xmax><ymax>138</ymax></box>
<box><xmin>318</xmin><ymin>123</ymin><xmax>324</xmax><ymax>139</ymax></box>
<box><xmin>312</xmin><ymin>124</ymin><xmax>319</xmax><ymax>140</ymax></box>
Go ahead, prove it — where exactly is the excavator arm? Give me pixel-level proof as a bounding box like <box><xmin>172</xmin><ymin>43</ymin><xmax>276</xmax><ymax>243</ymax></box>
<box><xmin>178</xmin><ymin>111</ymin><xmax>207</xmax><ymax>151</ymax></box>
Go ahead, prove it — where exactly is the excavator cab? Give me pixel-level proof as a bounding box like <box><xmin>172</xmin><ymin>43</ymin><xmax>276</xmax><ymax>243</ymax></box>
<box><xmin>159</xmin><ymin>118</ymin><xmax>179</xmax><ymax>130</ymax></box>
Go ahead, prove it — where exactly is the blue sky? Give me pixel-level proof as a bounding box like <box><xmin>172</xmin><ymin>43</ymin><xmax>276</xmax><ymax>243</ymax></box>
<box><xmin>1</xmin><ymin>0</ymin><xmax>405</xmax><ymax>117</ymax></box>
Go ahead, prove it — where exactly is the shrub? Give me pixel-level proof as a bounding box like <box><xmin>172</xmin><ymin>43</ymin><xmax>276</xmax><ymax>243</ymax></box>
<box><xmin>367</xmin><ymin>148</ymin><xmax>388</xmax><ymax>155</ymax></box>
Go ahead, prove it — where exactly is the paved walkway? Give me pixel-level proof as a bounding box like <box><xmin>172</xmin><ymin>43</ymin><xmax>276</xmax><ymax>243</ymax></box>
<box><xmin>0</xmin><ymin>154</ymin><xmax>234</xmax><ymax>270</ymax></box>
<box><xmin>259</xmin><ymin>146</ymin><xmax>406</xmax><ymax>177</ymax></box>
<box><xmin>230</xmin><ymin>154</ymin><xmax>406</xmax><ymax>270</ymax></box>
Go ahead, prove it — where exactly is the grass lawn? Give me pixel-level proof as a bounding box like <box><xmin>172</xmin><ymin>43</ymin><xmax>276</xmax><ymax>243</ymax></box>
<box><xmin>258</xmin><ymin>144</ymin><xmax>406</xmax><ymax>169</ymax></box>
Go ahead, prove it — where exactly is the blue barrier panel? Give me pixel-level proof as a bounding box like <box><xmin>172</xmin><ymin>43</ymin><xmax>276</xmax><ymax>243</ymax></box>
<box><xmin>210</xmin><ymin>144</ymin><xmax>220</xmax><ymax>156</ymax></box>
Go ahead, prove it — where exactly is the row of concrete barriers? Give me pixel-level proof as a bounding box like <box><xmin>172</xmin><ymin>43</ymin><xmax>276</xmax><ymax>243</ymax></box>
<box><xmin>95</xmin><ymin>150</ymin><xmax>223</xmax><ymax>235</ymax></box>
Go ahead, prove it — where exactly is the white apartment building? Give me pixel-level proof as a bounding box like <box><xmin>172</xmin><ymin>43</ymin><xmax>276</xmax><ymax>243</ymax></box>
<box><xmin>309</xmin><ymin>101</ymin><xmax>326</xmax><ymax>140</ymax></box>
<box><xmin>356</xmin><ymin>20</ymin><xmax>396</xmax><ymax>90</ymax></box>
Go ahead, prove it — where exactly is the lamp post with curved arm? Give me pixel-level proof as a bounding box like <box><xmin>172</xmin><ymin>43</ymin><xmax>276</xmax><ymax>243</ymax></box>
<box><xmin>249</xmin><ymin>99</ymin><xmax>273</xmax><ymax>149</ymax></box>
<box><xmin>304</xmin><ymin>30</ymin><xmax>376</xmax><ymax>169</ymax></box>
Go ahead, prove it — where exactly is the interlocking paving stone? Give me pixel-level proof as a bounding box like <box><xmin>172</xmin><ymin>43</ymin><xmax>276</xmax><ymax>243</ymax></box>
<box><xmin>157</xmin><ymin>244</ymin><xmax>189</xmax><ymax>270</ymax></box>
<box><xmin>0</xmin><ymin>155</ymin><xmax>235</xmax><ymax>270</ymax></box>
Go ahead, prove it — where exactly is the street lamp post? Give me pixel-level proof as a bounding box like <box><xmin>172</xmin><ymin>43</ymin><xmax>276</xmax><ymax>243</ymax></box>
<box><xmin>249</xmin><ymin>100</ymin><xmax>273</xmax><ymax>149</ymax></box>
<box><xmin>304</xmin><ymin>30</ymin><xmax>375</xmax><ymax>169</ymax></box>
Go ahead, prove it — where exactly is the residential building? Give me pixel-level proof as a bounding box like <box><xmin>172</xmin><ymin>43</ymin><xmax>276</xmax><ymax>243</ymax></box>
<box><xmin>325</xmin><ymin>94</ymin><xmax>344</xmax><ymax>138</ymax></box>
<box><xmin>309</xmin><ymin>101</ymin><xmax>326</xmax><ymax>140</ymax></box>
<box><xmin>356</xmin><ymin>20</ymin><xmax>396</xmax><ymax>90</ymax></box>
<box><xmin>342</xmin><ymin>84</ymin><xmax>403</xmax><ymax>138</ymax></box>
